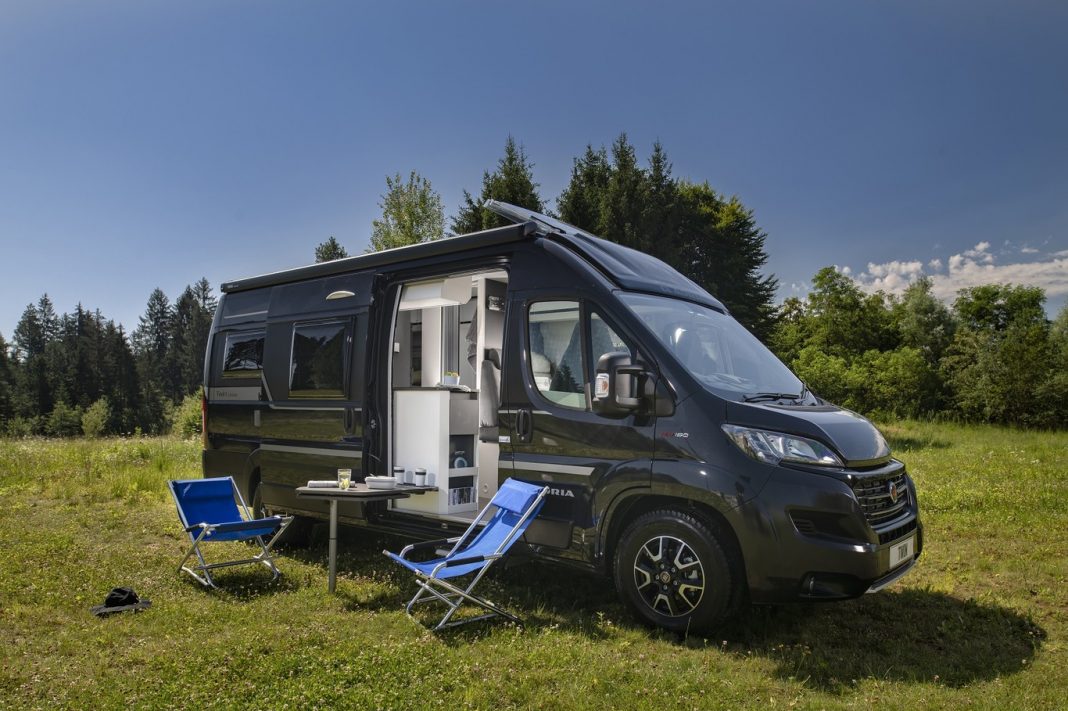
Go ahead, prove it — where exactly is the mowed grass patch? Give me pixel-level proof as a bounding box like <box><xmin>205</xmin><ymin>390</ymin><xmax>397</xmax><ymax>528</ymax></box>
<box><xmin>0</xmin><ymin>425</ymin><xmax>1064</xmax><ymax>709</ymax></box>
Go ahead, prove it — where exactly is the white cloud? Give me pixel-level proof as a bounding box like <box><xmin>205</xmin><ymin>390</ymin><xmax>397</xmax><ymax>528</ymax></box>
<box><xmin>1021</xmin><ymin>247</ymin><xmax>1039</xmax><ymax>254</ymax></box>
<box><xmin>853</xmin><ymin>241</ymin><xmax>1068</xmax><ymax>302</ymax></box>
<box><xmin>961</xmin><ymin>241</ymin><xmax>994</xmax><ymax>264</ymax></box>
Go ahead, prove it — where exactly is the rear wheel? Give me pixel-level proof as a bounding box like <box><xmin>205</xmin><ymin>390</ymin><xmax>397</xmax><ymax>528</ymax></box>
<box><xmin>613</xmin><ymin>508</ymin><xmax>740</xmax><ymax>632</ymax></box>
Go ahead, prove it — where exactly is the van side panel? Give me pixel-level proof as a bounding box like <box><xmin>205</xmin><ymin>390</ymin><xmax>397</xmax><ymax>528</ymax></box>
<box><xmin>204</xmin><ymin>275</ymin><xmax>370</xmax><ymax>520</ymax></box>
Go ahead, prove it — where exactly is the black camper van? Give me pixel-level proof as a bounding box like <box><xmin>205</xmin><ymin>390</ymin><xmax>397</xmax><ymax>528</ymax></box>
<box><xmin>202</xmin><ymin>201</ymin><xmax>922</xmax><ymax>631</ymax></box>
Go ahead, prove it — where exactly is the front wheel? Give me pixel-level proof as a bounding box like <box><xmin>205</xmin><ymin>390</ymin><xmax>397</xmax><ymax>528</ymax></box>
<box><xmin>613</xmin><ymin>508</ymin><xmax>740</xmax><ymax>632</ymax></box>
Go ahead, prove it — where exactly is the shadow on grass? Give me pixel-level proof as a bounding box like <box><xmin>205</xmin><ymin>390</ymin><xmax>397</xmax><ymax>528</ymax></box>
<box><xmin>715</xmin><ymin>589</ymin><xmax>1045</xmax><ymax>691</ymax></box>
<box><xmin>178</xmin><ymin>565</ymin><xmax>306</xmax><ymax>601</ymax></box>
<box><xmin>284</xmin><ymin>528</ymin><xmax>1045</xmax><ymax>690</ymax></box>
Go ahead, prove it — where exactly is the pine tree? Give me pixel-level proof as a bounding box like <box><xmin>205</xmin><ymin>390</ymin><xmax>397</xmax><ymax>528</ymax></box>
<box><xmin>0</xmin><ymin>332</ymin><xmax>12</xmax><ymax>426</ymax></box>
<box><xmin>315</xmin><ymin>236</ymin><xmax>349</xmax><ymax>263</ymax></box>
<box><xmin>37</xmin><ymin>294</ymin><xmax>59</xmax><ymax>341</ymax></box>
<box><xmin>182</xmin><ymin>278</ymin><xmax>217</xmax><ymax>393</ymax></box>
<box><xmin>170</xmin><ymin>287</ymin><xmax>197</xmax><ymax>400</ymax></box>
<box><xmin>640</xmin><ymin>141</ymin><xmax>681</xmax><ymax>264</ymax></box>
<box><xmin>556</xmin><ymin>138</ymin><xmax>779</xmax><ymax>337</ymax></box>
<box><xmin>598</xmin><ymin>133</ymin><xmax>646</xmax><ymax>251</ymax></box>
<box><xmin>556</xmin><ymin>145</ymin><xmax>610</xmax><ymax>231</ymax></box>
<box><xmin>450</xmin><ymin>137</ymin><xmax>543</xmax><ymax>234</ymax></box>
<box><xmin>369</xmin><ymin>171</ymin><xmax>445</xmax><ymax>251</ymax></box>
<box><xmin>132</xmin><ymin>288</ymin><xmax>173</xmax><ymax>430</ymax></box>
<box><xmin>192</xmin><ymin>277</ymin><xmax>218</xmax><ymax>313</ymax></box>
<box><xmin>12</xmin><ymin>301</ymin><xmax>52</xmax><ymax>422</ymax></box>
<box><xmin>103</xmin><ymin>323</ymin><xmax>141</xmax><ymax>433</ymax></box>
<box><xmin>706</xmin><ymin>196</ymin><xmax>779</xmax><ymax>338</ymax></box>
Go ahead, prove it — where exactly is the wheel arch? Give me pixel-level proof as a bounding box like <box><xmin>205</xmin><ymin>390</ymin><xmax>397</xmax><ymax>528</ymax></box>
<box><xmin>601</xmin><ymin>491</ymin><xmax>747</xmax><ymax>587</ymax></box>
<box><xmin>238</xmin><ymin>449</ymin><xmax>263</xmax><ymax>503</ymax></box>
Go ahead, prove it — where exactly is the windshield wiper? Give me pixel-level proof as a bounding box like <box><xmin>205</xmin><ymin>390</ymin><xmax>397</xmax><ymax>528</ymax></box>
<box><xmin>743</xmin><ymin>392</ymin><xmax>802</xmax><ymax>403</ymax></box>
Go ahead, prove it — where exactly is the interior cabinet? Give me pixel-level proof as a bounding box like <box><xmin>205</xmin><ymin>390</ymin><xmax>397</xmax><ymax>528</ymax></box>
<box><xmin>391</xmin><ymin>388</ymin><xmax>478</xmax><ymax>515</ymax></box>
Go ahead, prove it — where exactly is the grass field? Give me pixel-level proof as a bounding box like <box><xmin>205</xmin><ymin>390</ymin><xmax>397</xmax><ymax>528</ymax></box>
<box><xmin>1</xmin><ymin>422</ymin><xmax>1065</xmax><ymax>709</ymax></box>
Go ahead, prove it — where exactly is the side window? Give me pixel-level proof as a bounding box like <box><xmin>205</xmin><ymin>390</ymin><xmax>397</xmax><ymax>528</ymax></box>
<box><xmin>290</xmin><ymin>321</ymin><xmax>347</xmax><ymax>398</ymax></box>
<box><xmin>222</xmin><ymin>330</ymin><xmax>265</xmax><ymax>378</ymax></box>
<box><xmin>589</xmin><ymin>311</ymin><xmax>633</xmax><ymax>370</ymax></box>
<box><xmin>528</xmin><ymin>301</ymin><xmax>586</xmax><ymax>410</ymax></box>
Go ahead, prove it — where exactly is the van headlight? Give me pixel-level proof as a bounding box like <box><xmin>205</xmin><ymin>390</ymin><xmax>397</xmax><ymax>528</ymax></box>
<box><xmin>721</xmin><ymin>425</ymin><xmax>843</xmax><ymax>467</ymax></box>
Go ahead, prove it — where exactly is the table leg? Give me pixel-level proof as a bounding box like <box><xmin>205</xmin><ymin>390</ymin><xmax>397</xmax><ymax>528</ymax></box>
<box><xmin>328</xmin><ymin>499</ymin><xmax>338</xmax><ymax>593</ymax></box>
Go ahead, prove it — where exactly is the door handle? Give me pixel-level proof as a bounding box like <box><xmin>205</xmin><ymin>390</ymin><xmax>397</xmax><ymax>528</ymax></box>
<box><xmin>516</xmin><ymin>408</ymin><xmax>532</xmax><ymax>443</ymax></box>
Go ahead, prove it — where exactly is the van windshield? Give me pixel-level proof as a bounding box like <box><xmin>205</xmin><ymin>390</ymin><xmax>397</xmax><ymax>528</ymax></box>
<box><xmin>620</xmin><ymin>293</ymin><xmax>804</xmax><ymax>401</ymax></box>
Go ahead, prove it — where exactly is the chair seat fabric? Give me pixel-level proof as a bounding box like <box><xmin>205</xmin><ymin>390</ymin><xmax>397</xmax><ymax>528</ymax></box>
<box><xmin>383</xmin><ymin>478</ymin><xmax>549</xmax><ymax>630</ymax></box>
<box><xmin>168</xmin><ymin>476</ymin><xmax>292</xmax><ymax>588</ymax></box>
<box><xmin>385</xmin><ymin>551</ymin><xmax>485</xmax><ymax>579</ymax></box>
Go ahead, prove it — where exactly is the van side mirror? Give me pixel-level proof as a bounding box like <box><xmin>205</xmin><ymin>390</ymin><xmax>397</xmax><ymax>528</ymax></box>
<box><xmin>593</xmin><ymin>352</ymin><xmax>645</xmax><ymax>416</ymax></box>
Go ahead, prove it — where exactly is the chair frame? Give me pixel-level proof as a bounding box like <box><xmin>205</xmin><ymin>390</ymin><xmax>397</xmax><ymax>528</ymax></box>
<box><xmin>386</xmin><ymin>484</ymin><xmax>549</xmax><ymax>630</ymax></box>
<box><xmin>169</xmin><ymin>477</ymin><xmax>294</xmax><ymax>588</ymax></box>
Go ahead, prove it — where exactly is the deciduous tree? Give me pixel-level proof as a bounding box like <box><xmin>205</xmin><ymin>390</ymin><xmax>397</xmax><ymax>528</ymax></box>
<box><xmin>369</xmin><ymin>171</ymin><xmax>445</xmax><ymax>251</ymax></box>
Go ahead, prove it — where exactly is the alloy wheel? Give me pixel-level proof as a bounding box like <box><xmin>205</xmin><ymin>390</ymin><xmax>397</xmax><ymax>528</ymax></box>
<box><xmin>632</xmin><ymin>534</ymin><xmax>706</xmax><ymax>617</ymax></box>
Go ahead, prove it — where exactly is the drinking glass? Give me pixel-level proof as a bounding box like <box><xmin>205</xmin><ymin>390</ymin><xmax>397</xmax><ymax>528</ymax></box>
<box><xmin>337</xmin><ymin>468</ymin><xmax>352</xmax><ymax>490</ymax></box>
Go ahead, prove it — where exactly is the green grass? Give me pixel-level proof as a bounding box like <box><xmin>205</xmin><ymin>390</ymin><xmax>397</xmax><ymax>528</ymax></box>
<box><xmin>1</xmin><ymin>424</ymin><xmax>1065</xmax><ymax>709</ymax></box>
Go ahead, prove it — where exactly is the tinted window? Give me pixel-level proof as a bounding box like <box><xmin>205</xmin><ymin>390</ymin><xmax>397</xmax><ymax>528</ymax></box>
<box><xmin>528</xmin><ymin>301</ymin><xmax>585</xmax><ymax>409</ymax></box>
<box><xmin>222</xmin><ymin>331</ymin><xmax>265</xmax><ymax>378</ymax></box>
<box><xmin>290</xmin><ymin>321</ymin><xmax>347</xmax><ymax>398</ymax></box>
<box><xmin>620</xmin><ymin>293</ymin><xmax>803</xmax><ymax>400</ymax></box>
<box><xmin>590</xmin><ymin>311</ymin><xmax>632</xmax><ymax>370</ymax></box>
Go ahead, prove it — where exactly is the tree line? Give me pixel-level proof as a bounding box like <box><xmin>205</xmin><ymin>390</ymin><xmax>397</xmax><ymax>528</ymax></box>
<box><xmin>0</xmin><ymin>280</ymin><xmax>215</xmax><ymax>437</ymax></box>
<box><xmin>322</xmin><ymin>134</ymin><xmax>778</xmax><ymax>338</ymax></box>
<box><xmin>4</xmin><ymin>134</ymin><xmax>1062</xmax><ymax>436</ymax></box>
<box><xmin>770</xmin><ymin>269</ymin><xmax>1068</xmax><ymax>428</ymax></box>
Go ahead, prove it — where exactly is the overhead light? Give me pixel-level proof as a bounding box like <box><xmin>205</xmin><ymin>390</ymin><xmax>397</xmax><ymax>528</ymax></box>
<box><xmin>326</xmin><ymin>290</ymin><xmax>355</xmax><ymax>300</ymax></box>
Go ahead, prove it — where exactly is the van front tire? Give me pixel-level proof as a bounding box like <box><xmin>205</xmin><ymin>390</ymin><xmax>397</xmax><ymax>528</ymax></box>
<box><xmin>613</xmin><ymin>508</ymin><xmax>738</xmax><ymax>633</ymax></box>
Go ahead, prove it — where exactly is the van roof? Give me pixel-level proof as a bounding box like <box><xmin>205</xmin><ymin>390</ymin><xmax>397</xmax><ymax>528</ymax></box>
<box><xmin>220</xmin><ymin>203</ymin><xmax>725</xmax><ymax>311</ymax></box>
<box><xmin>220</xmin><ymin>222</ymin><xmax>536</xmax><ymax>293</ymax></box>
<box><xmin>484</xmin><ymin>201</ymin><xmax>723</xmax><ymax>310</ymax></box>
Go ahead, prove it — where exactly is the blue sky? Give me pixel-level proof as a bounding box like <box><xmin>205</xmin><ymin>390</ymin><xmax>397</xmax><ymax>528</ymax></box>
<box><xmin>1</xmin><ymin>0</ymin><xmax>1066</xmax><ymax>339</ymax></box>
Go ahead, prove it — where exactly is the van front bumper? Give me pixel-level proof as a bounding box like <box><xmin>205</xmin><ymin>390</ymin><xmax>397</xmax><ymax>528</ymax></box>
<box><xmin>733</xmin><ymin>461</ymin><xmax>923</xmax><ymax>603</ymax></box>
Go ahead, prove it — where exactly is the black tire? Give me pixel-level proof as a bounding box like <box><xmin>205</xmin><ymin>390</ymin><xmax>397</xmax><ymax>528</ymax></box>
<box><xmin>613</xmin><ymin>508</ymin><xmax>741</xmax><ymax>633</ymax></box>
<box><xmin>250</xmin><ymin>478</ymin><xmax>268</xmax><ymax>519</ymax></box>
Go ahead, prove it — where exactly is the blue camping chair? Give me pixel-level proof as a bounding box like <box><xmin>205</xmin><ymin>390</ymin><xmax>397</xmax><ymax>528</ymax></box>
<box><xmin>168</xmin><ymin>477</ymin><xmax>294</xmax><ymax>588</ymax></box>
<box><xmin>384</xmin><ymin>478</ymin><xmax>549</xmax><ymax>630</ymax></box>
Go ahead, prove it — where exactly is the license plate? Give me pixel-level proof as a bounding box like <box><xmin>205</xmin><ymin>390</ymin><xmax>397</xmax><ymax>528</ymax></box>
<box><xmin>889</xmin><ymin>535</ymin><xmax>915</xmax><ymax>568</ymax></box>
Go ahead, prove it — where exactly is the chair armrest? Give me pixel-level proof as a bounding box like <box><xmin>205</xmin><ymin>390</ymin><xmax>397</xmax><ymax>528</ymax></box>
<box><xmin>445</xmin><ymin>553</ymin><xmax>500</xmax><ymax>568</ymax></box>
<box><xmin>398</xmin><ymin>537</ymin><xmax>461</xmax><ymax>558</ymax></box>
<box><xmin>186</xmin><ymin>518</ymin><xmax>284</xmax><ymax>535</ymax></box>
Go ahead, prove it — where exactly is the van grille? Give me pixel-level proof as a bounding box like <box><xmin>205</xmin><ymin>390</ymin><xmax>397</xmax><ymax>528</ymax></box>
<box><xmin>852</xmin><ymin>471</ymin><xmax>909</xmax><ymax>527</ymax></box>
<box><xmin>878</xmin><ymin>519</ymin><xmax>917</xmax><ymax>545</ymax></box>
